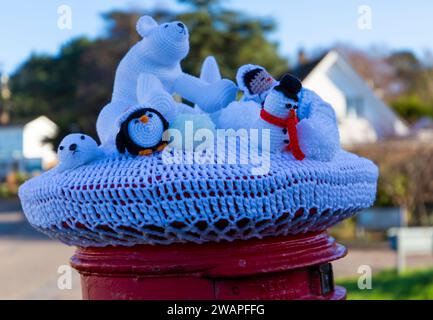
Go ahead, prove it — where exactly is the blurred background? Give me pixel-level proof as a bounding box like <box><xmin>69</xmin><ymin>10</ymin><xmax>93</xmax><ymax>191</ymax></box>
<box><xmin>1</xmin><ymin>0</ymin><xmax>433</xmax><ymax>299</ymax></box>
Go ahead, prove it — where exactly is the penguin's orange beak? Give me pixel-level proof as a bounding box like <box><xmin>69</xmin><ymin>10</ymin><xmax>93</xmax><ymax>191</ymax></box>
<box><xmin>139</xmin><ymin>115</ymin><xmax>149</xmax><ymax>124</ymax></box>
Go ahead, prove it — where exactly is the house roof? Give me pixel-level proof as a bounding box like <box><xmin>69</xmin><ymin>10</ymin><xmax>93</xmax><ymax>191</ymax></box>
<box><xmin>0</xmin><ymin>116</ymin><xmax>57</xmax><ymax>129</ymax></box>
<box><xmin>285</xmin><ymin>54</ymin><xmax>327</xmax><ymax>81</ymax></box>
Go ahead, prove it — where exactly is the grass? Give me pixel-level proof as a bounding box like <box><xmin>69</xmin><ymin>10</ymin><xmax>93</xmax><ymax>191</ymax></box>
<box><xmin>337</xmin><ymin>268</ymin><xmax>433</xmax><ymax>300</ymax></box>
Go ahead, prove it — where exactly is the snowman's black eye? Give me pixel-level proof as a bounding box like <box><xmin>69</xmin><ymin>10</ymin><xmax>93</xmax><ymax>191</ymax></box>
<box><xmin>164</xmin><ymin>24</ymin><xmax>168</xmax><ymax>28</ymax></box>
<box><xmin>81</xmin><ymin>135</ymin><xmax>85</xmax><ymax>140</ymax></box>
<box><xmin>59</xmin><ymin>146</ymin><xmax>64</xmax><ymax>151</ymax></box>
<box><xmin>149</xmin><ymin>114</ymin><xmax>153</xmax><ymax>118</ymax></box>
<box><xmin>134</xmin><ymin>120</ymin><xmax>139</xmax><ymax>124</ymax></box>
<box><xmin>285</xmin><ymin>104</ymin><xmax>292</xmax><ymax>109</ymax></box>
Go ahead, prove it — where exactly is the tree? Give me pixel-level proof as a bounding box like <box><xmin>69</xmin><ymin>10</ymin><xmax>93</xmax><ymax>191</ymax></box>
<box><xmin>337</xmin><ymin>45</ymin><xmax>402</xmax><ymax>101</ymax></box>
<box><xmin>352</xmin><ymin>141</ymin><xmax>433</xmax><ymax>226</ymax></box>
<box><xmin>337</xmin><ymin>46</ymin><xmax>433</xmax><ymax>122</ymax></box>
<box><xmin>390</xmin><ymin>95</ymin><xmax>433</xmax><ymax>123</ymax></box>
<box><xmin>9</xmin><ymin>0</ymin><xmax>288</xmax><ymax>146</ymax></box>
<box><xmin>387</xmin><ymin>51</ymin><xmax>433</xmax><ymax>121</ymax></box>
<box><xmin>177</xmin><ymin>0</ymin><xmax>288</xmax><ymax>78</ymax></box>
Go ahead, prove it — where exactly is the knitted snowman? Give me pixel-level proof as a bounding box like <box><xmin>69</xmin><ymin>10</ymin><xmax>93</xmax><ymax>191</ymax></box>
<box><xmin>256</xmin><ymin>74</ymin><xmax>305</xmax><ymax>158</ymax></box>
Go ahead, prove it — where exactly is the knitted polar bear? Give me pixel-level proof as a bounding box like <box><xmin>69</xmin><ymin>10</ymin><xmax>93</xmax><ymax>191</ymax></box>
<box><xmin>96</xmin><ymin>16</ymin><xmax>237</xmax><ymax>147</ymax></box>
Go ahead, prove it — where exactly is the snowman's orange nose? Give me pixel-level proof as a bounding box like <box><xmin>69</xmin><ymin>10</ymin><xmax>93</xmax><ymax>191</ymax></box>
<box><xmin>140</xmin><ymin>115</ymin><xmax>149</xmax><ymax>124</ymax></box>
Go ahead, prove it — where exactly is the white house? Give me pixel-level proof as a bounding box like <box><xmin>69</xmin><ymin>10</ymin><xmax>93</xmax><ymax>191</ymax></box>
<box><xmin>290</xmin><ymin>50</ymin><xmax>409</xmax><ymax>145</ymax></box>
<box><xmin>22</xmin><ymin>116</ymin><xmax>58</xmax><ymax>167</ymax></box>
<box><xmin>0</xmin><ymin>116</ymin><xmax>57</xmax><ymax>178</ymax></box>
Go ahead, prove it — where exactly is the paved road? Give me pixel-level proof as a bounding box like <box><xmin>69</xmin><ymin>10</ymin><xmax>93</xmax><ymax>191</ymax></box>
<box><xmin>1</xmin><ymin>199</ymin><xmax>432</xmax><ymax>299</ymax></box>
<box><xmin>0</xmin><ymin>200</ymin><xmax>81</xmax><ymax>300</ymax></box>
<box><xmin>333</xmin><ymin>245</ymin><xmax>433</xmax><ymax>279</ymax></box>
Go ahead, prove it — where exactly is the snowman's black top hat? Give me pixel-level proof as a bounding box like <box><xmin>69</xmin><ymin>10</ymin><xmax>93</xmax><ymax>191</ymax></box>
<box><xmin>275</xmin><ymin>74</ymin><xmax>302</xmax><ymax>101</ymax></box>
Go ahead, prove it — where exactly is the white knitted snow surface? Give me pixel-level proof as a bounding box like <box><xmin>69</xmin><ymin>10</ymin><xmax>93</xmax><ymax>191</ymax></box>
<box><xmin>19</xmin><ymin>149</ymin><xmax>378</xmax><ymax>247</ymax></box>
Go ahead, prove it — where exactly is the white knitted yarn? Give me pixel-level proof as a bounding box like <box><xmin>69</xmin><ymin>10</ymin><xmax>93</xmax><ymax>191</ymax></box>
<box><xmin>96</xmin><ymin>16</ymin><xmax>237</xmax><ymax>146</ymax></box>
<box><xmin>57</xmin><ymin>134</ymin><xmax>104</xmax><ymax>172</ymax></box>
<box><xmin>19</xmin><ymin>149</ymin><xmax>378</xmax><ymax>247</ymax></box>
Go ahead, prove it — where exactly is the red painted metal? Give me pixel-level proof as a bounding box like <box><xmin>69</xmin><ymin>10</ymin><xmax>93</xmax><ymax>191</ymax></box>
<box><xmin>71</xmin><ymin>231</ymin><xmax>347</xmax><ymax>300</ymax></box>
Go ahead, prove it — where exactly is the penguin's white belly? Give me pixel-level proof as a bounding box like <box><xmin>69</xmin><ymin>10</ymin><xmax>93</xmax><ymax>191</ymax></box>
<box><xmin>128</xmin><ymin>118</ymin><xmax>165</xmax><ymax>148</ymax></box>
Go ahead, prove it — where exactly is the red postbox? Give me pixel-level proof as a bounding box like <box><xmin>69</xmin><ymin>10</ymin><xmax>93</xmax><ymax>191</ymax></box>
<box><xmin>71</xmin><ymin>231</ymin><xmax>346</xmax><ymax>300</ymax></box>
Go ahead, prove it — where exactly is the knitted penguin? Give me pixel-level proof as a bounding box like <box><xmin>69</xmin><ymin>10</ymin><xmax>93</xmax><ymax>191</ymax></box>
<box><xmin>113</xmin><ymin>73</ymin><xmax>178</xmax><ymax>156</ymax></box>
<box><xmin>116</xmin><ymin>108</ymin><xmax>168</xmax><ymax>156</ymax></box>
<box><xmin>96</xmin><ymin>16</ymin><xmax>237</xmax><ymax>148</ymax></box>
<box><xmin>237</xmin><ymin>64</ymin><xmax>277</xmax><ymax>104</ymax></box>
<box><xmin>256</xmin><ymin>74</ymin><xmax>305</xmax><ymax>158</ymax></box>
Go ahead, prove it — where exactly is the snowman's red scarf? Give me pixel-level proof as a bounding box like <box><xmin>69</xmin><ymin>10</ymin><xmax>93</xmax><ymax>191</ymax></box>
<box><xmin>260</xmin><ymin>108</ymin><xmax>305</xmax><ymax>160</ymax></box>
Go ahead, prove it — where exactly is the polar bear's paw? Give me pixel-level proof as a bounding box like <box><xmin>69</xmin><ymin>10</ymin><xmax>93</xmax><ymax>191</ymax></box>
<box><xmin>199</xmin><ymin>79</ymin><xmax>238</xmax><ymax>114</ymax></box>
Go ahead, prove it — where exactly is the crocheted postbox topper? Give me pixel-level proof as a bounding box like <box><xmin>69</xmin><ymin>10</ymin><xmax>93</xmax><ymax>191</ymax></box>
<box><xmin>18</xmin><ymin>16</ymin><xmax>378</xmax><ymax>247</ymax></box>
<box><xmin>19</xmin><ymin>149</ymin><xmax>379</xmax><ymax>247</ymax></box>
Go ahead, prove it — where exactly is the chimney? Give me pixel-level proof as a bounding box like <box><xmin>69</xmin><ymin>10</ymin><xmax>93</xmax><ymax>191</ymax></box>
<box><xmin>0</xmin><ymin>111</ymin><xmax>10</xmax><ymax>125</ymax></box>
<box><xmin>1</xmin><ymin>74</ymin><xmax>11</xmax><ymax>100</ymax></box>
<box><xmin>298</xmin><ymin>49</ymin><xmax>308</xmax><ymax>66</ymax></box>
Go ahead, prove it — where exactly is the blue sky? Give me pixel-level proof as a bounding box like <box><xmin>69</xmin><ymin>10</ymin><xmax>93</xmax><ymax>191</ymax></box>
<box><xmin>1</xmin><ymin>0</ymin><xmax>432</xmax><ymax>74</ymax></box>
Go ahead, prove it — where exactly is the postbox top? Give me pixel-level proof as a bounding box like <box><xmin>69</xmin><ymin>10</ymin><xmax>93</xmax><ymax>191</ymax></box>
<box><xmin>19</xmin><ymin>149</ymin><xmax>378</xmax><ymax>247</ymax></box>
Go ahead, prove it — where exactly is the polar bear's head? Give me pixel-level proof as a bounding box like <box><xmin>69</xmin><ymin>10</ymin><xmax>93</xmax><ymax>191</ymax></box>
<box><xmin>137</xmin><ymin>16</ymin><xmax>190</xmax><ymax>64</ymax></box>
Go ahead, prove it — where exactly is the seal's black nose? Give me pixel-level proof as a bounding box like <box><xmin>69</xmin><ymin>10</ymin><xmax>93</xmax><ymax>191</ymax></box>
<box><xmin>177</xmin><ymin>22</ymin><xmax>184</xmax><ymax>29</ymax></box>
<box><xmin>69</xmin><ymin>144</ymin><xmax>77</xmax><ymax>151</ymax></box>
